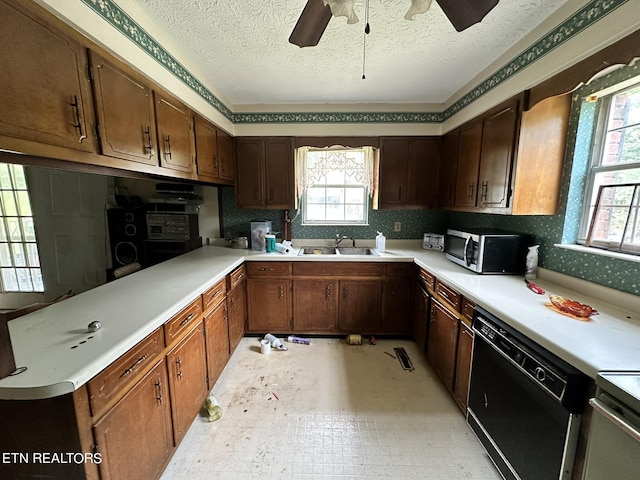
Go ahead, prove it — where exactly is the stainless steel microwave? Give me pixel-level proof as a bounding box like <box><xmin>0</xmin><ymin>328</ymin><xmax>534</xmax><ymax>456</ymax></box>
<box><xmin>444</xmin><ymin>228</ymin><xmax>532</xmax><ymax>274</ymax></box>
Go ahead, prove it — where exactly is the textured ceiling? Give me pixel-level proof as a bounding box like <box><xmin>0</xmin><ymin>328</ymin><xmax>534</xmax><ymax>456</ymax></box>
<box><xmin>126</xmin><ymin>0</ymin><xmax>568</xmax><ymax>106</ymax></box>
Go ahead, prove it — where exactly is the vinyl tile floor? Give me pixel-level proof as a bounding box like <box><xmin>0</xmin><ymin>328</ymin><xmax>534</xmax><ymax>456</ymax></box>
<box><xmin>160</xmin><ymin>337</ymin><xmax>501</xmax><ymax>480</ymax></box>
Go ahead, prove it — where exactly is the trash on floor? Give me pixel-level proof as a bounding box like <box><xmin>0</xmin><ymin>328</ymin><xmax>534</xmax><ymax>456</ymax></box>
<box><xmin>369</xmin><ymin>335</ymin><xmax>376</xmax><ymax>345</ymax></box>
<box><xmin>346</xmin><ymin>334</ymin><xmax>362</xmax><ymax>345</ymax></box>
<box><xmin>264</xmin><ymin>333</ymin><xmax>288</xmax><ymax>350</ymax></box>
<box><xmin>204</xmin><ymin>395</ymin><xmax>223</xmax><ymax>422</ymax></box>
<box><xmin>394</xmin><ymin>347</ymin><xmax>414</xmax><ymax>371</ymax></box>
<box><xmin>287</xmin><ymin>335</ymin><xmax>311</xmax><ymax>345</ymax></box>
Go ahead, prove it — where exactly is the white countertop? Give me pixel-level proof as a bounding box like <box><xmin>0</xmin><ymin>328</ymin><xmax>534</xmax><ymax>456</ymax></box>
<box><xmin>1</xmin><ymin>243</ymin><xmax>639</xmax><ymax>400</ymax></box>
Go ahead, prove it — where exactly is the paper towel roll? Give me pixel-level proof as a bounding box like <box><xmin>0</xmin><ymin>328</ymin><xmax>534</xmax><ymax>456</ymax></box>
<box><xmin>275</xmin><ymin>243</ymin><xmax>290</xmax><ymax>254</ymax></box>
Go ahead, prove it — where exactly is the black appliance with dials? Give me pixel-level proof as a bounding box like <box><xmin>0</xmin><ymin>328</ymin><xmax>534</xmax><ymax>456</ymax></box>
<box><xmin>467</xmin><ymin>307</ymin><xmax>588</xmax><ymax>480</ymax></box>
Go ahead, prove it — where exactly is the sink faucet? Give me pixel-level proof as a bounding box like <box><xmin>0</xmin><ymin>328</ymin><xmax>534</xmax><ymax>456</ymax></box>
<box><xmin>334</xmin><ymin>234</ymin><xmax>356</xmax><ymax>247</ymax></box>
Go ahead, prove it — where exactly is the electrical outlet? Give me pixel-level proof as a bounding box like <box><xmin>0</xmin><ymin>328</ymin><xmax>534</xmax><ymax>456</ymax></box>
<box><xmin>394</xmin><ymin>221</ymin><xmax>401</xmax><ymax>232</ymax></box>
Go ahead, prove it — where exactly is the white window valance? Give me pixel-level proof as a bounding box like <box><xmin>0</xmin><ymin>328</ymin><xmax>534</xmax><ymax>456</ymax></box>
<box><xmin>295</xmin><ymin>145</ymin><xmax>379</xmax><ymax>209</ymax></box>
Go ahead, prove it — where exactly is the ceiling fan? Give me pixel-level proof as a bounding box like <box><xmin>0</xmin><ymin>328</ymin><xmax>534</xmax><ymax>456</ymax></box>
<box><xmin>289</xmin><ymin>0</ymin><xmax>500</xmax><ymax>47</ymax></box>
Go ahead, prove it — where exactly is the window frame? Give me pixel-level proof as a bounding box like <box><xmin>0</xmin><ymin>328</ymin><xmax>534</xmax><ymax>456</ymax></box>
<box><xmin>301</xmin><ymin>148</ymin><xmax>371</xmax><ymax>226</ymax></box>
<box><xmin>578</xmin><ymin>82</ymin><xmax>640</xmax><ymax>256</ymax></box>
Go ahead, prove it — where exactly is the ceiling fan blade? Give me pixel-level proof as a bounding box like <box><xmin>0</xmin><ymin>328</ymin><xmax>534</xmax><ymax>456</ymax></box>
<box><xmin>435</xmin><ymin>0</ymin><xmax>499</xmax><ymax>32</ymax></box>
<box><xmin>289</xmin><ymin>0</ymin><xmax>333</xmax><ymax>48</ymax></box>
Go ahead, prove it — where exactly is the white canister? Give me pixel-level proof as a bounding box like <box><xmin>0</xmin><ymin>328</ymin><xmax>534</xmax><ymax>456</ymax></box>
<box><xmin>260</xmin><ymin>338</ymin><xmax>271</xmax><ymax>355</ymax></box>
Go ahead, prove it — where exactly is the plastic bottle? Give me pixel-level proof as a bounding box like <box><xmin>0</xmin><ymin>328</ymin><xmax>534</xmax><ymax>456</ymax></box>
<box><xmin>287</xmin><ymin>335</ymin><xmax>311</xmax><ymax>345</ymax></box>
<box><xmin>375</xmin><ymin>231</ymin><xmax>386</xmax><ymax>252</ymax></box>
<box><xmin>204</xmin><ymin>395</ymin><xmax>223</xmax><ymax>422</ymax></box>
<box><xmin>525</xmin><ymin>245</ymin><xmax>539</xmax><ymax>280</ymax></box>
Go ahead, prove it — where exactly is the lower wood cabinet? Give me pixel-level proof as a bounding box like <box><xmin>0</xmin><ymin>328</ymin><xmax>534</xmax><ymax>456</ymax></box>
<box><xmin>226</xmin><ymin>266</ymin><xmax>247</xmax><ymax>354</ymax></box>
<box><xmin>203</xmin><ymin>299</ymin><xmax>230</xmax><ymax>390</ymax></box>
<box><xmin>381</xmin><ymin>276</ymin><xmax>414</xmax><ymax>334</ymax></box>
<box><xmin>246</xmin><ymin>278</ymin><xmax>292</xmax><ymax>332</ymax></box>
<box><xmin>453</xmin><ymin>321</ymin><xmax>474</xmax><ymax>412</ymax></box>
<box><xmin>292</xmin><ymin>278</ymin><xmax>338</xmax><ymax>332</ymax></box>
<box><xmin>413</xmin><ymin>284</ymin><xmax>430</xmax><ymax>353</ymax></box>
<box><xmin>93</xmin><ymin>359</ymin><xmax>173</xmax><ymax>480</ymax></box>
<box><xmin>427</xmin><ymin>299</ymin><xmax>459</xmax><ymax>392</ymax></box>
<box><xmin>166</xmin><ymin>321</ymin><xmax>208</xmax><ymax>445</ymax></box>
<box><xmin>337</xmin><ymin>279</ymin><xmax>383</xmax><ymax>333</ymax></box>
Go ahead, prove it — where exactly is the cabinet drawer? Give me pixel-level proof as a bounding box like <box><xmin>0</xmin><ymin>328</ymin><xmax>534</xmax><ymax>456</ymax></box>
<box><xmin>88</xmin><ymin>327</ymin><xmax>164</xmax><ymax>416</ymax></box>
<box><xmin>246</xmin><ymin>262</ymin><xmax>291</xmax><ymax>277</ymax></box>
<box><xmin>226</xmin><ymin>264</ymin><xmax>246</xmax><ymax>290</ymax></box>
<box><xmin>293</xmin><ymin>262</ymin><xmax>384</xmax><ymax>277</ymax></box>
<box><xmin>435</xmin><ymin>279</ymin><xmax>462</xmax><ymax>312</ymax></box>
<box><xmin>417</xmin><ymin>267</ymin><xmax>435</xmax><ymax>291</ymax></box>
<box><xmin>202</xmin><ymin>278</ymin><xmax>226</xmax><ymax>312</ymax></box>
<box><xmin>385</xmin><ymin>263</ymin><xmax>414</xmax><ymax>277</ymax></box>
<box><xmin>164</xmin><ymin>297</ymin><xmax>203</xmax><ymax>345</ymax></box>
<box><xmin>461</xmin><ymin>298</ymin><xmax>476</xmax><ymax>327</ymax></box>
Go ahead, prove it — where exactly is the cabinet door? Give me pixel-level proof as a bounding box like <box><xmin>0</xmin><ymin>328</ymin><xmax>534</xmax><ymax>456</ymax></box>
<box><xmin>292</xmin><ymin>279</ymin><xmax>338</xmax><ymax>332</ymax></box>
<box><xmin>194</xmin><ymin>116</ymin><xmax>219</xmax><ymax>180</ymax></box>
<box><xmin>427</xmin><ymin>300</ymin><xmax>459</xmax><ymax>392</ymax></box>
<box><xmin>204</xmin><ymin>299</ymin><xmax>230</xmax><ymax>390</ymax></box>
<box><xmin>217</xmin><ymin>129</ymin><xmax>234</xmax><ymax>181</ymax></box>
<box><xmin>381</xmin><ymin>277</ymin><xmax>413</xmax><ymax>334</ymax></box>
<box><xmin>438</xmin><ymin>130</ymin><xmax>459</xmax><ymax>208</ymax></box>
<box><xmin>337</xmin><ymin>280</ymin><xmax>382</xmax><ymax>333</ymax></box>
<box><xmin>478</xmin><ymin>100</ymin><xmax>518</xmax><ymax>208</ymax></box>
<box><xmin>246</xmin><ymin>278</ymin><xmax>291</xmax><ymax>332</ymax></box>
<box><xmin>90</xmin><ymin>51</ymin><xmax>157</xmax><ymax>165</ymax></box>
<box><xmin>166</xmin><ymin>322</ymin><xmax>208</xmax><ymax>445</ymax></box>
<box><xmin>453</xmin><ymin>322</ymin><xmax>474</xmax><ymax>412</ymax></box>
<box><xmin>413</xmin><ymin>285</ymin><xmax>429</xmax><ymax>354</ymax></box>
<box><xmin>227</xmin><ymin>283</ymin><xmax>246</xmax><ymax>354</ymax></box>
<box><xmin>94</xmin><ymin>359</ymin><xmax>173</xmax><ymax>480</ymax></box>
<box><xmin>455</xmin><ymin>120</ymin><xmax>483</xmax><ymax>207</ymax></box>
<box><xmin>155</xmin><ymin>91</ymin><xmax>195</xmax><ymax>173</ymax></box>
<box><xmin>379</xmin><ymin>137</ymin><xmax>410</xmax><ymax>208</ymax></box>
<box><xmin>264</xmin><ymin>137</ymin><xmax>295</xmax><ymax>209</ymax></box>
<box><xmin>0</xmin><ymin>0</ymin><xmax>97</xmax><ymax>153</ymax></box>
<box><xmin>407</xmin><ymin>137</ymin><xmax>440</xmax><ymax>208</ymax></box>
<box><xmin>235</xmin><ymin>138</ymin><xmax>264</xmax><ymax>207</ymax></box>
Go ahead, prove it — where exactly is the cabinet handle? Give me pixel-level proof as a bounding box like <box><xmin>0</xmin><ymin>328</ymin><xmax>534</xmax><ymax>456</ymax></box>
<box><xmin>279</xmin><ymin>284</ymin><xmax>284</xmax><ymax>298</ymax></box>
<box><xmin>70</xmin><ymin>95</ymin><xmax>86</xmax><ymax>143</ymax></box>
<box><xmin>326</xmin><ymin>283</ymin><xmax>332</xmax><ymax>299</ymax></box>
<box><xmin>213</xmin><ymin>156</ymin><xmax>218</xmax><ymax>174</ymax></box>
<box><xmin>144</xmin><ymin>126</ymin><xmax>155</xmax><ymax>156</ymax></box>
<box><xmin>480</xmin><ymin>181</ymin><xmax>488</xmax><ymax>201</ymax></box>
<box><xmin>120</xmin><ymin>353</ymin><xmax>149</xmax><ymax>378</ymax></box>
<box><xmin>343</xmin><ymin>286</ymin><xmax>348</xmax><ymax>299</ymax></box>
<box><xmin>179</xmin><ymin>312</ymin><xmax>195</xmax><ymax>327</ymax></box>
<box><xmin>154</xmin><ymin>378</ymin><xmax>164</xmax><ymax>405</ymax></box>
<box><xmin>467</xmin><ymin>183</ymin><xmax>474</xmax><ymax>200</ymax></box>
<box><xmin>176</xmin><ymin>357</ymin><xmax>183</xmax><ymax>380</ymax></box>
<box><xmin>163</xmin><ymin>135</ymin><xmax>172</xmax><ymax>160</ymax></box>
<box><xmin>260</xmin><ymin>267</ymin><xmax>275</xmax><ymax>272</ymax></box>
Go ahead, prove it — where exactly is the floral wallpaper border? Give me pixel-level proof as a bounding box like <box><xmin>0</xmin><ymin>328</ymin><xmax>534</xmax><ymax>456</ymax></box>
<box><xmin>80</xmin><ymin>0</ymin><xmax>629</xmax><ymax>124</ymax></box>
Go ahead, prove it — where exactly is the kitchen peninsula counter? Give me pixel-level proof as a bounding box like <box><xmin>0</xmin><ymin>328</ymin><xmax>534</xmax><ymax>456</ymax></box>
<box><xmin>1</xmin><ymin>243</ymin><xmax>638</xmax><ymax>400</ymax></box>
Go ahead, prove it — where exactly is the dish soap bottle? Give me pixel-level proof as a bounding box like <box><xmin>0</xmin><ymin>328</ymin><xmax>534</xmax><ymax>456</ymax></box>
<box><xmin>525</xmin><ymin>245</ymin><xmax>539</xmax><ymax>280</ymax></box>
<box><xmin>375</xmin><ymin>231</ymin><xmax>386</xmax><ymax>252</ymax></box>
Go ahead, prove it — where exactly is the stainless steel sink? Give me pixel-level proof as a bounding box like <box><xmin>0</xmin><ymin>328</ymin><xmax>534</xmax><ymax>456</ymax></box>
<box><xmin>297</xmin><ymin>247</ymin><xmax>337</xmax><ymax>255</ymax></box>
<box><xmin>337</xmin><ymin>247</ymin><xmax>379</xmax><ymax>256</ymax></box>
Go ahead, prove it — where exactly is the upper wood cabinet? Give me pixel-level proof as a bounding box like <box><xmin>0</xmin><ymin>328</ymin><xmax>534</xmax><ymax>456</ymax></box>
<box><xmin>195</xmin><ymin>118</ymin><xmax>235</xmax><ymax>184</ymax></box>
<box><xmin>235</xmin><ymin>137</ymin><xmax>295</xmax><ymax>209</ymax></box>
<box><xmin>446</xmin><ymin>93</ymin><xmax>569</xmax><ymax>215</ymax></box>
<box><xmin>379</xmin><ymin>137</ymin><xmax>440</xmax><ymax>209</ymax></box>
<box><xmin>89</xmin><ymin>51</ymin><xmax>157</xmax><ymax>166</ymax></box>
<box><xmin>0</xmin><ymin>0</ymin><xmax>97</xmax><ymax>154</ymax></box>
<box><xmin>454</xmin><ymin>120</ymin><xmax>483</xmax><ymax>207</ymax></box>
<box><xmin>438</xmin><ymin>130</ymin><xmax>459</xmax><ymax>208</ymax></box>
<box><xmin>154</xmin><ymin>91</ymin><xmax>196</xmax><ymax>174</ymax></box>
<box><xmin>217</xmin><ymin>129</ymin><xmax>235</xmax><ymax>182</ymax></box>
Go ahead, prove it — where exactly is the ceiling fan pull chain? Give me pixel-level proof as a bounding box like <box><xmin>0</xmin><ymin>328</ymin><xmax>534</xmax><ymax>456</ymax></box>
<box><xmin>362</xmin><ymin>0</ymin><xmax>370</xmax><ymax>79</ymax></box>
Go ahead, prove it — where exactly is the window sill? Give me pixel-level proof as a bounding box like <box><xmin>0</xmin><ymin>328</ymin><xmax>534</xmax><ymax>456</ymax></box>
<box><xmin>554</xmin><ymin>243</ymin><xmax>640</xmax><ymax>264</ymax></box>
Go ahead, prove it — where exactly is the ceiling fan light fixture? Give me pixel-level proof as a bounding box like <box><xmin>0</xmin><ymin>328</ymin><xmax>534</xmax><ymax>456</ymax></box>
<box><xmin>323</xmin><ymin>0</ymin><xmax>359</xmax><ymax>24</ymax></box>
<box><xmin>404</xmin><ymin>0</ymin><xmax>433</xmax><ymax>20</ymax></box>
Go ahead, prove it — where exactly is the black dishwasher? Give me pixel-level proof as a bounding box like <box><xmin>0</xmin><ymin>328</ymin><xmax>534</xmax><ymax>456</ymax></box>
<box><xmin>467</xmin><ymin>307</ymin><xmax>588</xmax><ymax>480</ymax></box>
